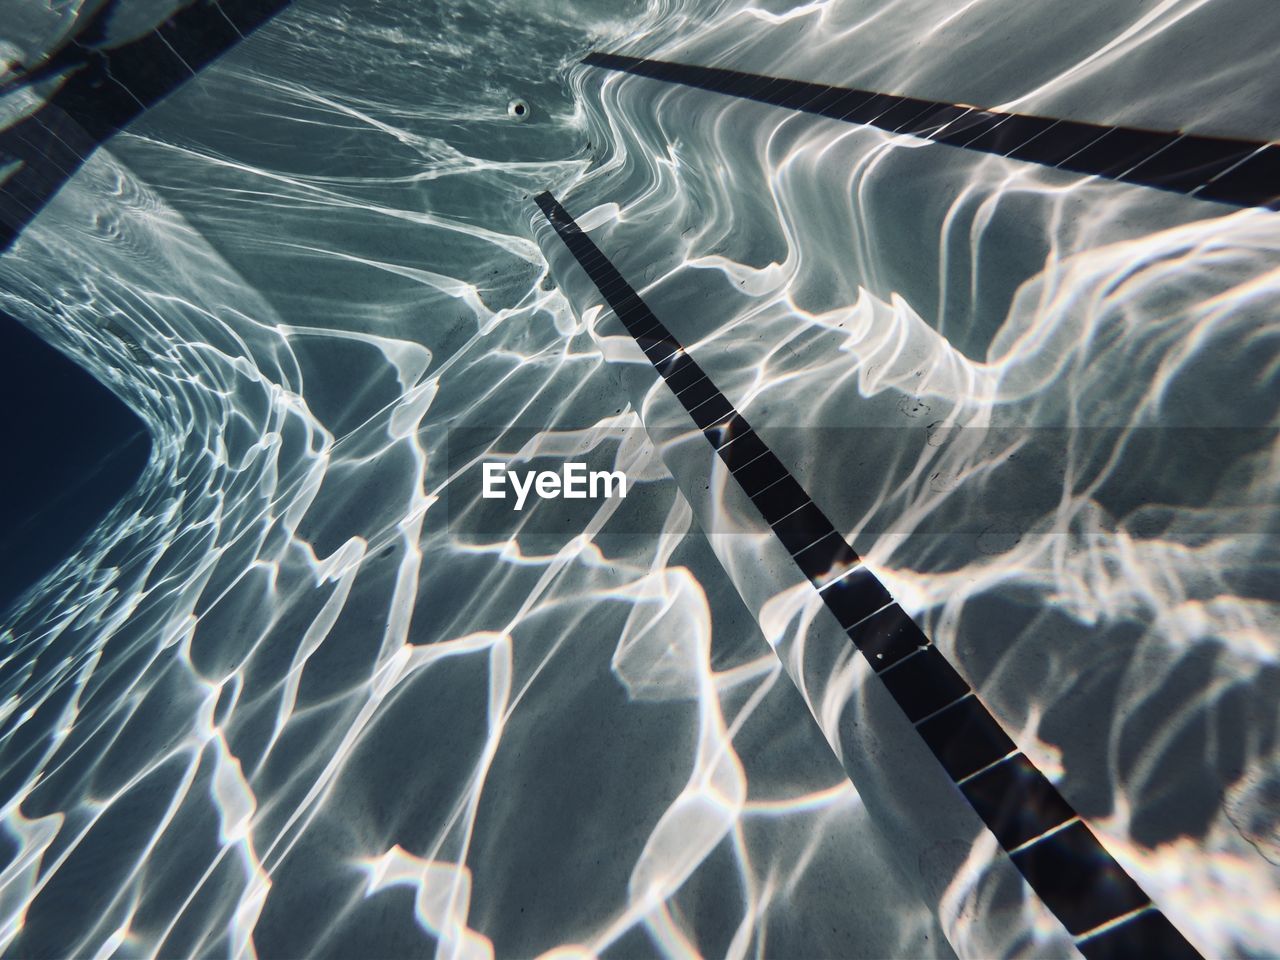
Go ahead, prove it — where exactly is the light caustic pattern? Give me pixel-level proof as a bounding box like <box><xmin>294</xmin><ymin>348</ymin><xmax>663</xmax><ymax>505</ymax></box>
<box><xmin>0</xmin><ymin>1</ymin><xmax>1276</xmax><ymax>959</ymax></box>
<box><xmin>560</xmin><ymin>0</ymin><xmax>1280</xmax><ymax>956</ymax></box>
<box><xmin>0</xmin><ymin>1</ymin><xmax>945</xmax><ymax>958</ymax></box>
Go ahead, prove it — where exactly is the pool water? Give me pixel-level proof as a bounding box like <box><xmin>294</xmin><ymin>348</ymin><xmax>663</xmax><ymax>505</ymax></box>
<box><xmin>0</xmin><ymin>1</ymin><xmax>1277</xmax><ymax>957</ymax></box>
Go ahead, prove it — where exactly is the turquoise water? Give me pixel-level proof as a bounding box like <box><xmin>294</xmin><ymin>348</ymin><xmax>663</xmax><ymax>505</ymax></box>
<box><xmin>0</xmin><ymin>1</ymin><xmax>1277</xmax><ymax>957</ymax></box>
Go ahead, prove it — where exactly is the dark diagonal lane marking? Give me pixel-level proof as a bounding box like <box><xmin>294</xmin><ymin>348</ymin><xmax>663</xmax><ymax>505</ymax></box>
<box><xmin>581</xmin><ymin>52</ymin><xmax>1280</xmax><ymax>211</ymax></box>
<box><xmin>0</xmin><ymin>0</ymin><xmax>293</xmax><ymax>252</ymax></box>
<box><xmin>535</xmin><ymin>190</ymin><xmax>1203</xmax><ymax>960</ymax></box>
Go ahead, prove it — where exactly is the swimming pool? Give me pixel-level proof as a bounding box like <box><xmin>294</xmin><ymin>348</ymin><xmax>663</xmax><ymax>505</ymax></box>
<box><xmin>0</xmin><ymin>1</ymin><xmax>1276</xmax><ymax>956</ymax></box>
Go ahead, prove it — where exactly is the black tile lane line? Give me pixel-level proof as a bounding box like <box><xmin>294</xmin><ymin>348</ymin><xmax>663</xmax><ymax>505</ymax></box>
<box><xmin>0</xmin><ymin>0</ymin><xmax>293</xmax><ymax>253</ymax></box>
<box><xmin>534</xmin><ymin>190</ymin><xmax>1204</xmax><ymax>960</ymax></box>
<box><xmin>580</xmin><ymin>52</ymin><xmax>1280</xmax><ymax>211</ymax></box>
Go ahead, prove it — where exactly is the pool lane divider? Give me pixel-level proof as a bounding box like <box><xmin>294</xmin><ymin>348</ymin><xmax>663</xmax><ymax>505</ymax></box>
<box><xmin>581</xmin><ymin>51</ymin><xmax>1280</xmax><ymax>211</ymax></box>
<box><xmin>0</xmin><ymin>0</ymin><xmax>294</xmax><ymax>252</ymax></box>
<box><xmin>534</xmin><ymin>190</ymin><xmax>1202</xmax><ymax>960</ymax></box>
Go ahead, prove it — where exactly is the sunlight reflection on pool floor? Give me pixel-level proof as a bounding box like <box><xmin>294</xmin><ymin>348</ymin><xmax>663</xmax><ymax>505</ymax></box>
<box><xmin>0</xmin><ymin>0</ymin><xmax>1276</xmax><ymax>957</ymax></box>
